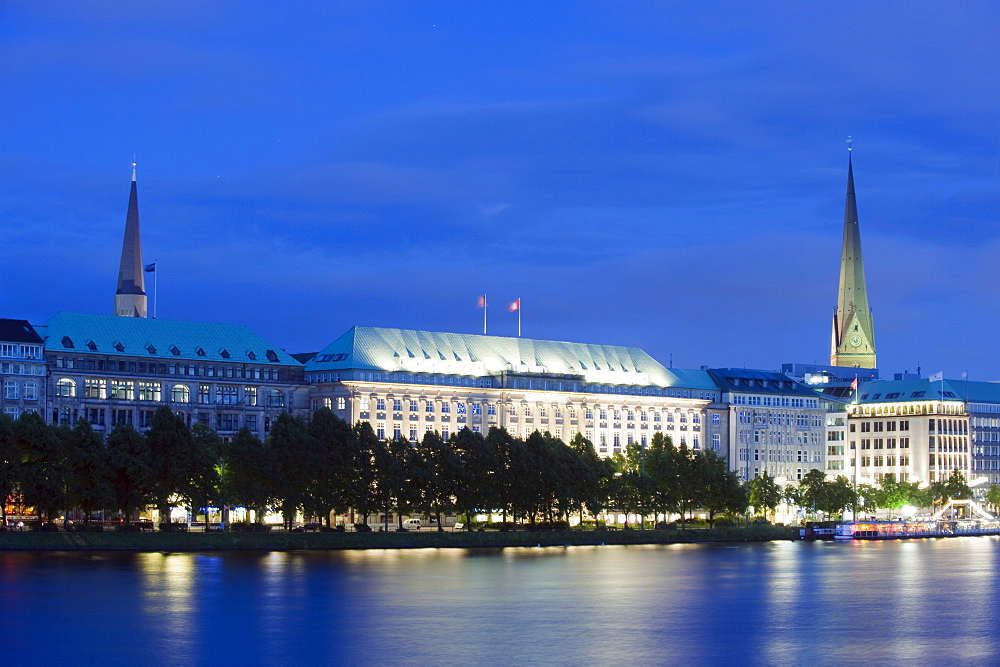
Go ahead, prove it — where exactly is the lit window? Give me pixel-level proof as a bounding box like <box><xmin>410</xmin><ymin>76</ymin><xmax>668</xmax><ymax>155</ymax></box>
<box><xmin>172</xmin><ymin>385</ymin><xmax>191</xmax><ymax>403</ymax></box>
<box><xmin>56</xmin><ymin>378</ymin><xmax>76</xmax><ymax>398</ymax></box>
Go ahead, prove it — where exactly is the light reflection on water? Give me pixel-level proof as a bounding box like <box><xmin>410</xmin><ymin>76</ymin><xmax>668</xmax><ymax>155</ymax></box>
<box><xmin>4</xmin><ymin>539</ymin><xmax>1000</xmax><ymax>665</ymax></box>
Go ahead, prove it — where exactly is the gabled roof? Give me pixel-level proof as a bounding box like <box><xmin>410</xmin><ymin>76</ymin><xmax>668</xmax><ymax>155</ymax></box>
<box><xmin>0</xmin><ymin>319</ymin><xmax>44</xmax><ymax>344</ymax></box>
<box><xmin>37</xmin><ymin>312</ymin><xmax>301</xmax><ymax>366</ymax></box>
<box><xmin>306</xmin><ymin>326</ymin><xmax>713</xmax><ymax>389</ymax></box>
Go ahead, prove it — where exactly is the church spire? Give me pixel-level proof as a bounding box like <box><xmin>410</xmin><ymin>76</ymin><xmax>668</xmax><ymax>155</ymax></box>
<box><xmin>114</xmin><ymin>162</ymin><xmax>148</xmax><ymax>318</ymax></box>
<box><xmin>831</xmin><ymin>141</ymin><xmax>876</xmax><ymax>368</ymax></box>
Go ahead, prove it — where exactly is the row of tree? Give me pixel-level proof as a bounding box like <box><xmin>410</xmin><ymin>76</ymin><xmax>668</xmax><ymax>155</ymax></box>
<box><xmin>0</xmin><ymin>407</ymin><xmax>987</xmax><ymax>529</ymax></box>
<box><xmin>748</xmin><ymin>468</ymin><xmax>978</xmax><ymax>520</ymax></box>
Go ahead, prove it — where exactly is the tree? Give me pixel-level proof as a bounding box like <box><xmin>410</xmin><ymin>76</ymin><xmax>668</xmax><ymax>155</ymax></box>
<box><xmin>696</xmin><ymin>449</ymin><xmax>747</xmax><ymax>527</ymax></box>
<box><xmin>307</xmin><ymin>408</ymin><xmax>355</xmax><ymax>526</ymax></box>
<box><xmin>64</xmin><ymin>419</ymin><xmax>113</xmax><ymax>522</ymax></box>
<box><xmin>985</xmin><ymin>485</ymin><xmax>1000</xmax><ymax>515</ymax></box>
<box><xmin>749</xmin><ymin>471</ymin><xmax>781</xmax><ymax>520</ymax></box>
<box><xmin>106</xmin><ymin>422</ymin><xmax>154</xmax><ymax>523</ymax></box>
<box><xmin>415</xmin><ymin>430</ymin><xmax>462</xmax><ymax>530</ymax></box>
<box><xmin>190</xmin><ymin>424</ymin><xmax>223</xmax><ymax>528</ymax></box>
<box><xmin>146</xmin><ymin>406</ymin><xmax>197</xmax><ymax>525</ymax></box>
<box><xmin>569</xmin><ymin>433</ymin><xmax>612</xmax><ymax>526</ymax></box>
<box><xmin>15</xmin><ymin>412</ymin><xmax>66</xmax><ymax>522</ymax></box>
<box><xmin>451</xmin><ymin>428</ymin><xmax>496</xmax><ymax>530</ymax></box>
<box><xmin>0</xmin><ymin>414</ymin><xmax>18</xmax><ymax>526</ymax></box>
<box><xmin>225</xmin><ymin>427</ymin><xmax>270</xmax><ymax>524</ymax></box>
<box><xmin>268</xmin><ymin>412</ymin><xmax>317</xmax><ymax>529</ymax></box>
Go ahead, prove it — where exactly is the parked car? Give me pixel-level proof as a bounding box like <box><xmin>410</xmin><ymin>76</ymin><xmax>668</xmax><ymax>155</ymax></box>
<box><xmin>134</xmin><ymin>519</ymin><xmax>156</xmax><ymax>531</ymax></box>
<box><xmin>402</xmin><ymin>518</ymin><xmax>422</xmax><ymax>531</ymax></box>
<box><xmin>292</xmin><ymin>522</ymin><xmax>321</xmax><ymax>532</ymax></box>
<box><xmin>453</xmin><ymin>522</ymin><xmax>464</xmax><ymax>531</ymax></box>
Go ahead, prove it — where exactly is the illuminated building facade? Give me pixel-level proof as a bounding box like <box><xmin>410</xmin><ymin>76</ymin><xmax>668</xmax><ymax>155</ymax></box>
<box><xmin>0</xmin><ymin>319</ymin><xmax>46</xmax><ymax>420</ymax></box>
<box><xmin>708</xmin><ymin>368</ymin><xmax>827</xmax><ymax>482</ymax></box>
<box><xmin>38</xmin><ymin>312</ymin><xmax>308</xmax><ymax>436</ymax></box>
<box><xmin>849</xmin><ymin>378</ymin><xmax>1000</xmax><ymax>488</ymax></box>
<box><xmin>303</xmin><ymin>326</ymin><xmax>729</xmax><ymax>458</ymax></box>
<box><xmin>848</xmin><ymin>379</ymin><xmax>970</xmax><ymax>486</ymax></box>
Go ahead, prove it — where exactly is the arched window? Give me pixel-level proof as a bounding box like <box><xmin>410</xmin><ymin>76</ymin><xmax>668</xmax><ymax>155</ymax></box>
<box><xmin>267</xmin><ymin>389</ymin><xmax>284</xmax><ymax>407</ymax></box>
<box><xmin>171</xmin><ymin>384</ymin><xmax>191</xmax><ymax>403</ymax></box>
<box><xmin>56</xmin><ymin>378</ymin><xmax>76</xmax><ymax>397</ymax></box>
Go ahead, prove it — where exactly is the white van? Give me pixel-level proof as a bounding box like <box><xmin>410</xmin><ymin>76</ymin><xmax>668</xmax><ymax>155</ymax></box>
<box><xmin>402</xmin><ymin>518</ymin><xmax>422</xmax><ymax>531</ymax></box>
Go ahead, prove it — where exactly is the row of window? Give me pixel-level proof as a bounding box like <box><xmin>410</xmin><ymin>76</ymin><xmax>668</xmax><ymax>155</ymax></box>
<box><xmin>0</xmin><ymin>362</ymin><xmax>46</xmax><ymax>375</ymax></box>
<box><xmin>55</xmin><ymin>378</ymin><xmax>286</xmax><ymax>407</ymax></box>
<box><xmin>733</xmin><ymin>395</ymin><xmax>819</xmax><ymax>408</ymax></box>
<box><xmin>855</xmin><ymin>420</ymin><xmax>911</xmax><ymax>433</ymax></box>
<box><xmin>855</xmin><ymin>455</ymin><xmax>912</xmax><ymax>467</ymax></box>
<box><xmin>4</xmin><ymin>380</ymin><xmax>39</xmax><ymax>400</ymax></box>
<box><xmin>737</xmin><ymin>411</ymin><xmax>822</xmax><ymax>428</ymax></box>
<box><xmin>856</xmin><ymin>438</ymin><xmax>911</xmax><ymax>450</ymax></box>
<box><xmin>0</xmin><ymin>343</ymin><xmax>42</xmax><ymax>359</ymax></box>
<box><xmin>53</xmin><ymin>357</ymin><xmax>283</xmax><ymax>381</ymax></box>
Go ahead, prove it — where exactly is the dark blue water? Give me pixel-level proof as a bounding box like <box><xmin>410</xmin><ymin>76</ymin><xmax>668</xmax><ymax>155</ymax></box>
<box><xmin>3</xmin><ymin>539</ymin><xmax>1000</xmax><ymax>665</ymax></box>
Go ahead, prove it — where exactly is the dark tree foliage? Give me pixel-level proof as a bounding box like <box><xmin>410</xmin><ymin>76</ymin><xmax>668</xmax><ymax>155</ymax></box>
<box><xmin>268</xmin><ymin>412</ymin><xmax>318</xmax><ymax>529</ymax></box>
<box><xmin>307</xmin><ymin>408</ymin><xmax>355</xmax><ymax>525</ymax></box>
<box><xmin>190</xmin><ymin>424</ymin><xmax>223</xmax><ymax>526</ymax></box>
<box><xmin>225</xmin><ymin>427</ymin><xmax>270</xmax><ymax>523</ymax></box>
<box><xmin>0</xmin><ymin>414</ymin><xmax>18</xmax><ymax>525</ymax></box>
<box><xmin>146</xmin><ymin>406</ymin><xmax>197</xmax><ymax>524</ymax></box>
<box><xmin>63</xmin><ymin>419</ymin><xmax>113</xmax><ymax>521</ymax></box>
<box><xmin>106</xmin><ymin>422</ymin><xmax>153</xmax><ymax>523</ymax></box>
<box><xmin>15</xmin><ymin>411</ymin><xmax>66</xmax><ymax>522</ymax></box>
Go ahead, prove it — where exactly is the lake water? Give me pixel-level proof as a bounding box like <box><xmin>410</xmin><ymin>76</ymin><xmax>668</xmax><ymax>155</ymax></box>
<box><xmin>4</xmin><ymin>538</ymin><xmax>1000</xmax><ymax>665</ymax></box>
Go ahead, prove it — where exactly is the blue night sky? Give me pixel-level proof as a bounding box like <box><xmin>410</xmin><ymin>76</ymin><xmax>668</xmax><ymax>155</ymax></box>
<box><xmin>2</xmin><ymin>2</ymin><xmax>999</xmax><ymax>378</ymax></box>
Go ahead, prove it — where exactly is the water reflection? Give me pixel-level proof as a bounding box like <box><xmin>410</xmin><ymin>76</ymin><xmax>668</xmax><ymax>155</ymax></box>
<box><xmin>4</xmin><ymin>539</ymin><xmax>1000</xmax><ymax>664</ymax></box>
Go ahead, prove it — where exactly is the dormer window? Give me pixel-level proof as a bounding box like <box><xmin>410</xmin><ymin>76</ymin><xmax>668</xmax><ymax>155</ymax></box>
<box><xmin>61</xmin><ymin>336</ymin><xmax>74</xmax><ymax>348</ymax></box>
<box><xmin>220</xmin><ymin>349</ymin><xmax>230</xmax><ymax>359</ymax></box>
<box><xmin>266</xmin><ymin>349</ymin><xmax>279</xmax><ymax>362</ymax></box>
<box><xmin>87</xmin><ymin>341</ymin><xmax>98</xmax><ymax>351</ymax></box>
<box><xmin>247</xmin><ymin>351</ymin><xmax>257</xmax><ymax>361</ymax></box>
<box><xmin>147</xmin><ymin>345</ymin><xmax>157</xmax><ymax>355</ymax></box>
<box><xmin>196</xmin><ymin>347</ymin><xmax>206</xmax><ymax>357</ymax></box>
<box><xmin>170</xmin><ymin>346</ymin><xmax>180</xmax><ymax>356</ymax></box>
<box><xmin>114</xmin><ymin>342</ymin><xmax>125</xmax><ymax>352</ymax></box>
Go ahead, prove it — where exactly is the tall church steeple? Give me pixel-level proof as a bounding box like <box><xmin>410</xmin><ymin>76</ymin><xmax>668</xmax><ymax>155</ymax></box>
<box><xmin>114</xmin><ymin>163</ymin><xmax>148</xmax><ymax>318</ymax></box>
<box><xmin>831</xmin><ymin>142</ymin><xmax>876</xmax><ymax>368</ymax></box>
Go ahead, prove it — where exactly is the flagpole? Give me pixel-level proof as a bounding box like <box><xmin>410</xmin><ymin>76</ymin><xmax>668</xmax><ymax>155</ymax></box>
<box><xmin>154</xmin><ymin>260</ymin><xmax>158</xmax><ymax>319</ymax></box>
<box><xmin>518</xmin><ymin>302</ymin><xmax>521</xmax><ymax>337</ymax></box>
<box><xmin>484</xmin><ymin>292</ymin><xmax>487</xmax><ymax>335</ymax></box>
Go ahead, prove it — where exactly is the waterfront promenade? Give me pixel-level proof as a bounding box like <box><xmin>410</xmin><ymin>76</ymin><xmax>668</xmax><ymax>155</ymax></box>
<box><xmin>0</xmin><ymin>525</ymin><xmax>796</xmax><ymax>551</ymax></box>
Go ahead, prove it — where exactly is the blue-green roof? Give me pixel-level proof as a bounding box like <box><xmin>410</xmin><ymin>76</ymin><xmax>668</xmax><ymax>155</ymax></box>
<box><xmin>856</xmin><ymin>378</ymin><xmax>1000</xmax><ymax>404</ymax></box>
<box><xmin>38</xmin><ymin>312</ymin><xmax>301</xmax><ymax>366</ymax></box>
<box><xmin>306</xmin><ymin>326</ymin><xmax>715</xmax><ymax>389</ymax></box>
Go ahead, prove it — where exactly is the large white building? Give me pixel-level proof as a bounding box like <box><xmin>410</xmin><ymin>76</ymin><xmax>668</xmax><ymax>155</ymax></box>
<box><xmin>303</xmin><ymin>326</ymin><xmax>729</xmax><ymax>458</ymax></box>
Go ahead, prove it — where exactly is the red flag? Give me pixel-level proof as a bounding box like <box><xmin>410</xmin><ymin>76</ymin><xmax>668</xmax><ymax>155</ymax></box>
<box><xmin>850</xmin><ymin>377</ymin><xmax>858</xmax><ymax>391</ymax></box>
<box><xmin>477</xmin><ymin>295</ymin><xmax>486</xmax><ymax>308</ymax></box>
<box><xmin>508</xmin><ymin>298</ymin><xmax>520</xmax><ymax>312</ymax></box>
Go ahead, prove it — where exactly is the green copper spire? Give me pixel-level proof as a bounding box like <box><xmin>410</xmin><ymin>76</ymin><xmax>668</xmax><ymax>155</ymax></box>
<box><xmin>115</xmin><ymin>163</ymin><xmax>148</xmax><ymax>318</ymax></box>
<box><xmin>831</xmin><ymin>143</ymin><xmax>876</xmax><ymax>368</ymax></box>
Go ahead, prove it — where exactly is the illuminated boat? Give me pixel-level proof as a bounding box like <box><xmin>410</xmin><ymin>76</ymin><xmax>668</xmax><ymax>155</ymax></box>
<box><xmin>833</xmin><ymin>500</ymin><xmax>1000</xmax><ymax>540</ymax></box>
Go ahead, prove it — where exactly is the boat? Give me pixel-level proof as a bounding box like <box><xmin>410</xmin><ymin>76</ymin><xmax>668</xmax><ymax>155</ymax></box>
<box><xmin>832</xmin><ymin>499</ymin><xmax>1000</xmax><ymax>540</ymax></box>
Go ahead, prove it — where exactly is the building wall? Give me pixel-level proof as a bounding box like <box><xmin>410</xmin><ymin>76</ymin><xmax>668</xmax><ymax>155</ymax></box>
<box><xmin>46</xmin><ymin>351</ymin><xmax>308</xmax><ymax>437</ymax></box>
<box><xmin>846</xmin><ymin>400</ymin><xmax>969</xmax><ymax>485</ymax></box>
<box><xmin>308</xmin><ymin>378</ymin><xmax>729</xmax><ymax>458</ymax></box>
<box><xmin>0</xmin><ymin>339</ymin><xmax>46</xmax><ymax>419</ymax></box>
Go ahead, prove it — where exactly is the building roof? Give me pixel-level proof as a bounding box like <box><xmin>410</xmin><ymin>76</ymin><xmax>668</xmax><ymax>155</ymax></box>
<box><xmin>857</xmin><ymin>378</ymin><xmax>1000</xmax><ymax>405</ymax></box>
<box><xmin>37</xmin><ymin>312</ymin><xmax>301</xmax><ymax>366</ymax></box>
<box><xmin>306</xmin><ymin>326</ymin><xmax>716</xmax><ymax>389</ymax></box>
<box><xmin>707</xmin><ymin>368</ymin><xmax>819</xmax><ymax>397</ymax></box>
<box><xmin>0</xmin><ymin>319</ymin><xmax>44</xmax><ymax>344</ymax></box>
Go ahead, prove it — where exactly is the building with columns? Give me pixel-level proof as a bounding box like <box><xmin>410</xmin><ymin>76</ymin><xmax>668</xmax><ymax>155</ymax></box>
<box><xmin>303</xmin><ymin>326</ymin><xmax>729</xmax><ymax>458</ymax></box>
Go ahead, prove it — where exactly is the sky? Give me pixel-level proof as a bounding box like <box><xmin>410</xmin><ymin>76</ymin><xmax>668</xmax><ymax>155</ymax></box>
<box><xmin>2</xmin><ymin>2</ymin><xmax>999</xmax><ymax>380</ymax></box>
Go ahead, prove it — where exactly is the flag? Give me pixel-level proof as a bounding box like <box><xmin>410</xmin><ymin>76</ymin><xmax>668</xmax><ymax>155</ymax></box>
<box><xmin>850</xmin><ymin>377</ymin><xmax>858</xmax><ymax>391</ymax></box>
<box><xmin>929</xmin><ymin>371</ymin><xmax>943</xmax><ymax>382</ymax></box>
<box><xmin>962</xmin><ymin>371</ymin><xmax>969</xmax><ymax>380</ymax></box>
<box><xmin>508</xmin><ymin>298</ymin><xmax>520</xmax><ymax>312</ymax></box>
<box><xmin>477</xmin><ymin>295</ymin><xmax>486</xmax><ymax>308</ymax></box>
<box><xmin>144</xmin><ymin>262</ymin><xmax>156</xmax><ymax>272</ymax></box>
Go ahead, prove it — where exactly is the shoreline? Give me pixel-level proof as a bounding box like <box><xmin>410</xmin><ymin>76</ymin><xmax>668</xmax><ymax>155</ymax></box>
<box><xmin>0</xmin><ymin>525</ymin><xmax>799</xmax><ymax>551</ymax></box>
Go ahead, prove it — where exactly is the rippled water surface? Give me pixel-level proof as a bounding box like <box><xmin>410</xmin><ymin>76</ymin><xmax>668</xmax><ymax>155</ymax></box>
<box><xmin>4</xmin><ymin>538</ymin><xmax>1000</xmax><ymax>665</ymax></box>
